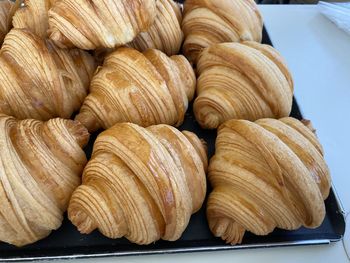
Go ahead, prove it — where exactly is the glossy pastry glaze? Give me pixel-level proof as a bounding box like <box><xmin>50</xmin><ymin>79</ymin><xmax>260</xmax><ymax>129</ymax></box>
<box><xmin>48</xmin><ymin>0</ymin><xmax>157</xmax><ymax>50</ymax></box>
<box><xmin>0</xmin><ymin>114</ymin><xmax>89</xmax><ymax>247</ymax></box>
<box><xmin>68</xmin><ymin>123</ymin><xmax>207</xmax><ymax>245</ymax></box>
<box><xmin>194</xmin><ymin>42</ymin><xmax>294</xmax><ymax>129</ymax></box>
<box><xmin>75</xmin><ymin>47</ymin><xmax>196</xmax><ymax>132</ymax></box>
<box><xmin>0</xmin><ymin>29</ymin><xmax>96</xmax><ymax>121</ymax></box>
<box><xmin>182</xmin><ymin>0</ymin><xmax>263</xmax><ymax>63</ymax></box>
<box><xmin>207</xmin><ymin>117</ymin><xmax>331</xmax><ymax>245</ymax></box>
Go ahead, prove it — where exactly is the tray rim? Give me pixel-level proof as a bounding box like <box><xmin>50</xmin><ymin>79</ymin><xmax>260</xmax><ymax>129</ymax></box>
<box><xmin>331</xmin><ymin>183</ymin><xmax>346</xmax><ymax>216</ymax></box>
<box><xmin>0</xmin><ymin>239</ymin><xmax>337</xmax><ymax>262</ymax></box>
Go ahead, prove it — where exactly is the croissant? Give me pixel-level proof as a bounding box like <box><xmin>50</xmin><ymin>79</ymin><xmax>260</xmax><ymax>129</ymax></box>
<box><xmin>68</xmin><ymin>123</ymin><xmax>207</xmax><ymax>244</ymax></box>
<box><xmin>13</xmin><ymin>0</ymin><xmax>56</xmax><ymax>38</ymax></box>
<box><xmin>75</xmin><ymin>47</ymin><xmax>196</xmax><ymax>132</ymax></box>
<box><xmin>182</xmin><ymin>0</ymin><xmax>263</xmax><ymax>64</ymax></box>
<box><xmin>48</xmin><ymin>0</ymin><xmax>157</xmax><ymax>50</ymax></box>
<box><xmin>0</xmin><ymin>28</ymin><xmax>96</xmax><ymax>121</ymax></box>
<box><xmin>207</xmin><ymin>117</ymin><xmax>331</xmax><ymax>245</ymax></box>
<box><xmin>0</xmin><ymin>114</ymin><xmax>89</xmax><ymax>247</ymax></box>
<box><xmin>129</xmin><ymin>0</ymin><xmax>184</xmax><ymax>56</ymax></box>
<box><xmin>194</xmin><ymin>42</ymin><xmax>294</xmax><ymax>129</ymax></box>
<box><xmin>0</xmin><ymin>0</ymin><xmax>19</xmax><ymax>44</ymax></box>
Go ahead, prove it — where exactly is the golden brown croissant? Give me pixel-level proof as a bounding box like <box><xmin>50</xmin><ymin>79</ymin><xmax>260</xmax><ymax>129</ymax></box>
<box><xmin>48</xmin><ymin>0</ymin><xmax>157</xmax><ymax>50</ymax></box>
<box><xmin>0</xmin><ymin>28</ymin><xmax>96</xmax><ymax>121</ymax></box>
<box><xmin>0</xmin><ymin>114</ymin><xmax>89</xmax><ymax>247</ymax></box>
<box><xmin>207</xmin><ymin>117</ymin><xmax>331</xmax><ymax>245</ymax></box>
<box><xmin>129</xmin><ymin>0</ymin><xmax>184</xmax><ymax>56</ymax></box>
<box><xmin>75</xmin><ymin>47</ymin><xmax>196</xmax><ymax>132</ymax></box>
<box><xmin>13</xmin><ymin>0</ymin><xmax>56</xmax><ymax>38</ymax></box>
<box><xmin>182</xmin><ymin>0</ymin><xmax>263</xmax><ymax>64</ymax></box>
<box><xmin>0</xmin><ymin>0</ymin><xmax>19</xmax><ymax>44</ymax></box>
<box><xmin>68</xmin><ymin>123</ymin><xmax>207</xmax><ymax>244</ymax></box>
<box><xmin>194</xmin><ymin>42</ymin><xmax>294</xmax><ymax>129</ymax></box>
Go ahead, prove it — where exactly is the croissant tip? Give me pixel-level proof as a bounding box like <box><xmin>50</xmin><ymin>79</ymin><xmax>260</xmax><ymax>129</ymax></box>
<box><xmin>182</xmin><ymin>130</ymin><xmax>208</xmax><ymax>170</ymax></box>
<box><xmin>48</xmin><ymin>29</ymin><xmax>73</xmax><ymax>49</ymax></box>
<box><xmin>75</xmin><ymin>112</ymin><xmax>100</xmax><ymax>133</ymax></box>
<box><xmin>68</xmin><ymin>209</ymin><xmax>96</xmax><ymax>235</ymax></box>
<box><xmin>301</xmin><ymin>119</ymin><xmax>316</xmax><ymax>133</ymax></box>
<box><xmin>171</xmin><ymin>55</ymin><xmax>196</xmax><ymax>100</ymax></box>
<box><xmin>64</xmin><ymin>119</ymin><xmax>90</xmax><ymax>148</ymax></box>
<box><xmin>208</xmin><ymin>217</ymin><xmax>245</xmax><ymax>246</ymax></box>
<box><xmin>196</xmin><ymin>111</ymin><xmax>220</xmax><ymax>130</ymax></box>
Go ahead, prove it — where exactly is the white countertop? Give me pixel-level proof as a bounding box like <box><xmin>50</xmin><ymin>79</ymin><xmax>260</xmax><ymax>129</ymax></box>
<box><xmin>41</xmin><ymin>5</ymin><xmax>350</xmax><ymax>263</ymax></box>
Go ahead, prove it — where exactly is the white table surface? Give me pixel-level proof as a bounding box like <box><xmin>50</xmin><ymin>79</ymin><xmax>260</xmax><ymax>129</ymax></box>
<box><xmin>40</xmin><ymin>5</ymin><xmax>350</xmax><ymax>263</ymax></box>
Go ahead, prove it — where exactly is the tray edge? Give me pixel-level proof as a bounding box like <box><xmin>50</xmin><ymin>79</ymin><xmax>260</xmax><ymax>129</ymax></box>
<box><xmin>1</xmin><ymin>239</ymin><xmax>334</xmax><ymax>262</ymax></box>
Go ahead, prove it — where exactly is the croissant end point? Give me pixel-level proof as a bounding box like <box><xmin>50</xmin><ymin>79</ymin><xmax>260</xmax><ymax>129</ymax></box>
<box><xmin>65</xmin><ymin>119</ymin><xmax>90</xmax><ymax>148</ymax></box>
<box><xmin>195</xmin><ymin>108</ymin><xmax>220</xmax><ymax>130</ymax></box>
<box><xmin>301</xmin><ymin>119</ymin><xmax>316</xmax><ymax>133</ymax></box>
<box><xmin>48</xmin><ymin>29</ymin><xmax>73</xmax><ymax>49</ymax></box>
<box><xmin>75</xmin><ymin>112</ymin><xmax>100</xmax><ymax>133</ymax></box>
<box><xmin>208</xmin><ymin>217</ymin><xmax>245</xmax><ymax>245</ymax></box>
<box><xmin>68</xmin><ymin>209</ymin><xmax>96</xmax><ymax>235</ymax></box>
<box><xmin>171</xmin><ymin>55</ymin><xmax>196</xmax><ymax>101</ymax></box>
<box><xmin>182</xmin><ymin>130</ymin><xmax>208</xmax><ymax>171</ymax></box>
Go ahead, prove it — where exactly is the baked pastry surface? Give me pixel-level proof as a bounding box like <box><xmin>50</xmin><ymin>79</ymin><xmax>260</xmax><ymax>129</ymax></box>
<box><xmin>68</xmin><ymin>123</ymin><xmax>207</xmax><ymax>244</ymax></box>
<box><xmin>48</xmin><ymin>0</ymin><xmax>157</xmax><ymax>50</ymax></box>
<box><xmin>182</xmin><ymin>0</ymin><xmax>263</xmax><ymax>63</ymax></box>
<box><xmin>194</xmin><ymin>42</ymin><xmax>294</xmax><ymax>129</ymax></box>
<box><xmin>0</xmin><ymin>115</ymin><xmax>89</xmax><ymax>246</ymax></box>
<box><xmin>0</xmin><ymin>29</ymin><xmax>96</xmax><ymax>121</ymax></box>
<box><xmin>207</xmin><ymin>117</ymin><xmax>331</xmax><ymax>244</ymax></box>
<box><xmin>76</xmin><ymin>47</ymin><xmax>196</xmax><ymax>132</ymax></box>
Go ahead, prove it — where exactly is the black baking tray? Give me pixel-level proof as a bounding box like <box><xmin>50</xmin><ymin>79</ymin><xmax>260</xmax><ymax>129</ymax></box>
<box><xmin>0</xmin><ymin>19</ymin><xmax>346</xmax><ymax>263</ymax></box>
